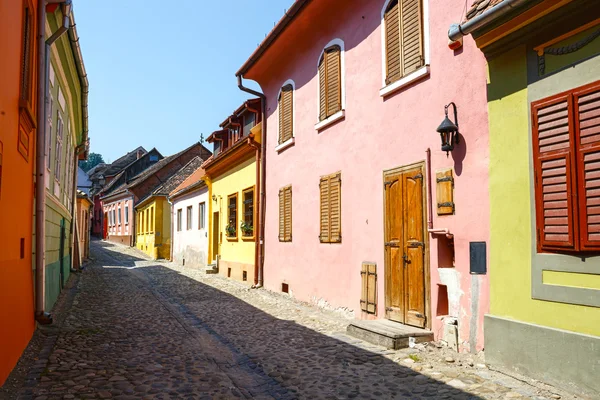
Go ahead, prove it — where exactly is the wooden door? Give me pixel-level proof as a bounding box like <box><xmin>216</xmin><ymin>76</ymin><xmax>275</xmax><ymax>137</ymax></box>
<box><xmin>384</xmin><ymin>165</ymin><xmax>427</xmax><ymax>328</ymax></box>
<box><xmin>212</xmin><ymin>211</ymin><xmax>220</xmax><ymax>260</ymax></box>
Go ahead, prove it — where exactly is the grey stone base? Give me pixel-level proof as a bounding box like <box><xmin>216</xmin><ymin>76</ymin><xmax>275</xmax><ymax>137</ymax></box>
<box><xmin>347</xmin><ymin>319</ymin><xmax>433</xmax><ymax>350</ymax></box>
<box><xmin>484</xmin><ymin>314</ymin><xmax>600</xmax><ymax>397</ymax></box>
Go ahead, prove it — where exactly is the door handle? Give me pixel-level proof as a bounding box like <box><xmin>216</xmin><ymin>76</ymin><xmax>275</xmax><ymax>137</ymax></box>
<box><xmin>402</xmin><ymin>253</ymin><xmax>409</xmax><ymax>266</ymax></box>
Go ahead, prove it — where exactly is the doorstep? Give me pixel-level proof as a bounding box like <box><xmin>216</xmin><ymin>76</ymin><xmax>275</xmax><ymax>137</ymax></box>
<box><xmin>346</xmin><ymin>319</ymin><xmax>433</xmax><ymax>350</ymax></box>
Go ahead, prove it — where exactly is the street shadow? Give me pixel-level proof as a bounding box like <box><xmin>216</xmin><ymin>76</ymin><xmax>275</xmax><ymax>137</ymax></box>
<box><xmin>89</xmin><ymin>242</ymin><xmax>484</xmax><ymax>399</ymax></box>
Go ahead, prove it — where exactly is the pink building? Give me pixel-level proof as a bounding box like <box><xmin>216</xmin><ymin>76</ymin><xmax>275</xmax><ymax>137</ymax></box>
<box><xmin>237</xmin><ymin>0</ymin><xmax>490</xmax><ymax>351</ymax></box>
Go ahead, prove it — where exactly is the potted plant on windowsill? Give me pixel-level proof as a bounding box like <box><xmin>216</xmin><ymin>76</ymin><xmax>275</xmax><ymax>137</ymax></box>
<box><xmin>225</xmin><ymin>223</ymin><xmax>236</xmax><ymax>238</ymax></box>
<box><xmin>241</xmin><ymin>221</ymin><xmax>253</xmax><ymax>237</ymax></box>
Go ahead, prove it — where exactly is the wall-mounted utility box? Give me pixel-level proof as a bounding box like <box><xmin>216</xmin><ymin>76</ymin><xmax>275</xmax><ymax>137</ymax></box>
<box><xmin>470</xmin><ymin>241</ymin><xmax>487</xmax><ymax>275</ymax></box>
<box><xmin>436</xmin><ymin>169</ymin><xmax>454</xmax><ymax>215</ymax></box>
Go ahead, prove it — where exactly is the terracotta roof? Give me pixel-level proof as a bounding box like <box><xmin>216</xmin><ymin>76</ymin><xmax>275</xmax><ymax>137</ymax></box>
<box><xmin>103</xmin><ymin>146</ymin><xmax>148</xmax><ymax>177</ymax></box>
<box><xmin>169</xmin><ymin>164</ymin><xmax>206</xmax><ymax>198</ymax></box>
<box><xmin>465</xmin><ymin>0</ymin><xmax>505</xmax><ymax>22</ymax></box>
<box><xmin>153</xmin><ymin>157</ymin><xmax>204</xmax><ymax>196</ymax></box>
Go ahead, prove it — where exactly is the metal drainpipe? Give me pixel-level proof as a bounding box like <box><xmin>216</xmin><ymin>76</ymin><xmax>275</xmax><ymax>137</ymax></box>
<box><xmin>35</xmin><ymin>0</ymin><xmax>72</xmax><ymax>324</ymax></box>
<box><xmin>448</xmin><ymin>0</ymin><xmax>529</xmax><ymax>41</ymax></box>
<box><xmin>236</xmin><ymin>75</ymin><xmax>266</xmax><ymax>288</ymax></box>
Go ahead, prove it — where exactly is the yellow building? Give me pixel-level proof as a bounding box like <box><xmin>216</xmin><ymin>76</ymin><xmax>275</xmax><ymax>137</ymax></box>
<box><xmin>204</xmin><ymin>99</ymin><xmax>262</xmax><ymax>284</ymax></box>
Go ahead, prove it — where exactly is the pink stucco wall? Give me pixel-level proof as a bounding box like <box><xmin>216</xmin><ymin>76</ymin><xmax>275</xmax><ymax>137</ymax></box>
<box><xmin>248</xmin><ymin>0</ymin><xmax>490</xmax><ymax>351</ymax></box>
<box><xmin>103</xmin><ymin>196</ymin><xmax>134</xmax><ymax>245</ymax></box>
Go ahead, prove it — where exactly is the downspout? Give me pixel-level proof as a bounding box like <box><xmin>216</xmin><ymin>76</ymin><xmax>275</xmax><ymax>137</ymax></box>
<box><xmin>34</xmin><ymin>0</ymin><xmax>71</xmax><ymax>324</ymax></box>
<box><xmin>448</xmin><ymin>0</ymin><xmax>529</xmax><ymax>41</ymax></box>
<box><xmin>237</xmin><ymin>75</ymin><xmax>266</xmax><ymax>288</ymax></box>
<box><xmin>247</xmin><ymin>137</ymin><xmax>260</xmax><ymax>285</ymax></box>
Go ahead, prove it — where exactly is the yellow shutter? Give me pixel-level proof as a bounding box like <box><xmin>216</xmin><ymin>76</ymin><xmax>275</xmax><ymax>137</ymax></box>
<box><xmin>284</xmin><ymin>187</ymin><xmax>292</xmax><ymax>241</ymax></box>
<box><xmin>385</xmin><ymin>0</ymin><xmax>401</xmax><ymax>84</ymax></box>
<box><xmin>329</xmin><ymin>173</ymin><xmax>341</xmax><ymax>243</ymax></box>
<box><xmin>325</xmin><ymin>47</ymin><xmax>341</xmax><ymax>117</ymax></box>
<box><xmin>319</xmin><ymin>177</ymin><xmax>330</xmax><ymax>242</ymax></box>
<box><xmin>279</xmin><ymin>188</ymin><xmax>285</xmax><ymax>241</ymax></box>
<box><xmin>319</xmin><ymin>57</ymin><xmax>327</xmax><ymax>121</ymax></box>
<box><xmin>401</xmin><ymin>0</ymin><xmax>424</xmax><ymax>76</ymax></box>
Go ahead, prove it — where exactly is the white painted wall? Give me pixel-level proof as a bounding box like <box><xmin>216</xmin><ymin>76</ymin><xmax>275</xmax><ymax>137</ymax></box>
<box><xmin>77</xmin><ymin>166</ymin><xmax>92</xmax><ymax>195</ymax></box>
<box><xmin>171</xmin><ymin>186</ymin><xmax>209</xmax><ymax>268</ymax></box>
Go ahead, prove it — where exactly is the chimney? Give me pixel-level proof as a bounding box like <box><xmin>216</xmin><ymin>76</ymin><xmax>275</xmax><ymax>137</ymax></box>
<box><xmin>137</xmin><ymin>149</ymin><xmax>144</xmax><ymax>159</ymax></box>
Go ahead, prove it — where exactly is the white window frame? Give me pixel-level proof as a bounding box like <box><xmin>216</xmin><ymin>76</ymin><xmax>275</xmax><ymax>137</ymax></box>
<box><xmin>125</xmin><ymin>205</ymin><xmax>129</xmax><ymax>224</ymax></box>
<box><xmin>315</xmin><ymin>38</ymin><xmax>346</xmax><ymax>131</ymax></box>
<box><xmin>379</xmin><ymin>0</ymin><xmax>431</xmax><ymax>98</ymax></box>
<box><xmin>275</xmin><ymin>79</ymin><xmax>296</xmax><ymax>152</ymax></box>
<box><xmin>118</xmin><ymin>206</ymin><xmax>122</xmax><ymax>225</ymax></box>
<box><xmin>199</xmin><ymin>202</ymin><xmax>206</xmax><ymax>230</ymax></box>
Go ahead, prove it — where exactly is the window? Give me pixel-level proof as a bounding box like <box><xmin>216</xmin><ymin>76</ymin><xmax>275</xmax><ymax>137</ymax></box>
<box><xmin>125</xmin><ymin>205</ymin><xmax>129</xmax><ymax>224</ymax></box>
<box><xmin>112</xmin><ymin>210</ymin><xmax>116</xmax><ymax>227</ymax></box>
<box><xmin>137</xmin><ymin>212</ymin><xmax>140</xmax><ymax>234</ymax></box>
<box><xmin>149</xmin><ymin>154</ymin><xmax>159</xmax><ymax>162</ymax></box>
<box><xmin>55</xmin><ymin>114</ymin><xmax>63</xmax><ymax>182</ymax></box>
<box><xmin>118</xmin><ymin>207</ymin><xmax>122</xmax><ymax>225</ymax></box>
<box><xmin>243</xmin><ymin>113</ymin><xmax>256</xmax><ymax>137</ymax></box>
<box><xmin>177</xmin><ymin>208</ymin><xmax>182</xmax><ymax>232</ymax></box>
<box><xmin>19</xmin><ymin>3</ymin><xmax>34</xmax><ymax>107</ymax></box>
<box><xmin>318</xmin><ymin>44</ymin><xmax>342</xmax><ymax>121</ymax></box>
<box><xmin>319</xmin><ymin>172</ymin><xmax>342</xmax><ymax>243</ymax></box>
<box><xmin>150</xmin><ymin>207</ymin><xmax>154</xmax><ymax>232</ymax></box>
<box><xmin>199</xmin><ymin>202</ymin><xmax>206</xmax><ymax>229</ymax></box>
<box><xmin>227</xmin><ymin>193</ymin><xmax>238</xmax><ymax>238</ymax></box>
<box><xmin>46</xmin><ymin>98</ymin><xmax>53</xmax><ymax>170</ymax></box>
<box><xmin>383</xmin><ymin>0</ymin><xmax>424</xmax><ymax>85</ymax></box>
<box><xmin>146</xmin><ymin>209</ymin><xmax>150</xmax><ymax>233</ymax></box>
<box><xmin>278</xmin><ymin>84</ymin><xmax>294</xmax><ymax>144</ymax></box>
<box><xmin>279</xmin><ymin>185</ymin><xmax>292</xmax><ymax>242</ymax></box>
<box><xmin>186</xmin><ymin>206</ymin><xmax>193</xmax><ymax>230</ymax></box>
<box><xmin>532</xmin><ymin>80</ymin><xmax>600</xmax><ymax>253</ymax></box>
<box><xmin>242</xmin><ymin>187</ymin><xmax>254</xmax><ymax>238</ymax></box>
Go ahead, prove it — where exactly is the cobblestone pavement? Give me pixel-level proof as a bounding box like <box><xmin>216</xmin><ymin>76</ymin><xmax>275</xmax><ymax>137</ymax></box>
<box><xmin>7</xmin><ymin>240</ymin><xmax>579</xmax><ymax>400</ymax></box>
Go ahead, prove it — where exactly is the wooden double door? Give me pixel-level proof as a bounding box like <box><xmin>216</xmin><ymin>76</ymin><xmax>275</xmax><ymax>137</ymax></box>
<box><xmin>384</xmin><ymin>164</ymin><xmax>427</xmax><ymax>328</ymax></box>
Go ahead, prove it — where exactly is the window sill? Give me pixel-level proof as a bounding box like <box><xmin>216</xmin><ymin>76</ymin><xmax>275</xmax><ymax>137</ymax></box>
<box><xmin>380</xmin><ymin>66</ymin><xmax>430</xmax><ymax>98</ymax></box>
<box><xmin>275</xmin><ymin>137</ymin><xmax>295</xmax><ymax>153</ymax></box>
<box><xmin>242</xmin><ymin>235</ymin><xmax>255</xmax><ymax>242</ymax></box>
<box><xmin>226</xmin><ymin>236</ymin><xmax>238</xmax><ymax>242</ymax></box>
<box><xmin>315</xmin><ymin>110</ymin><xmax>345</xmax><ymax>131</ymax></box>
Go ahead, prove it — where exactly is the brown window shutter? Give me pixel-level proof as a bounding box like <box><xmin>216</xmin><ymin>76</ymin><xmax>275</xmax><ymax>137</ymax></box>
<box><xmin>284</xmin><ymin>187</ymin><xmax>292</xmax><ymax>241</ymax></box>
<box><xmin>319</xmin><ymin>57</ymin><xmax>327</xmax><ymax>121</ymax></box>
<box><xmin>280</xmin><ymin>84</ymin><xmax>293</xmax><ymax>143</ymax></box>
<box><xmin>329</xmin><ymin>173</ymin><xmax>342</xmax><ymax>243</ymax></box>
<box><xmin>401</xmin><ymin>0</ymin><xmax>424</xmax><ymax>76</ymax></box>
<box><xmin>532</xmin><ymin>93</ymin><xmax>578</xmax><ymax>251</ymax></box>
<box><xmin>360</xmin><ymin>263</ymin><xmax>368</xmax><ymax>312</ymax></box>
<box><xmin>366</xmin><ymin>263</ymin><xmax>376</xmax><ymax>314</ymax></box>
<box><xmin>385</xmin><ymin>0</ymin><xmax>401</xmax><ymax>84</ymax></box>
<box><xmin>319</xmin><ymin>177</ymin><xmax>330</xmax><ymax>242</ymax></box>
<box><xmin>325</xmin><ymin>46</ymin><xmax>341</xmax><ymax>118</ymax></box>
<box><xmin>575</xmin><ymin>82</ymin><xmax>600</xmax><ymax>249</ymax></box>
<box><xmin>279</xmin><ymin>188</ymin><xmax>285</xmax><ymax>241</ymax></box>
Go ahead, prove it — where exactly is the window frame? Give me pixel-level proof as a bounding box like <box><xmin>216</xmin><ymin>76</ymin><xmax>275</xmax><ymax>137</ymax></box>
<box><xmin>177</xmin><ymin>208</ymin><xmax>182</xmax><ymax>232</ymax></box>
<box><xmin>277</xmin><ymin>80</ymin><xmax>296</xmax><ymax>151</ymax></box>
<box><xmin>19</xmin><ymin>0</ymin><xmax>35</xmax><ymax>110</ymax></box>
<box><xmin>315</xmin><ymin>39</ymin><xmax>346</xmax><ymax>130</ymax></box>
<box><xmin>380</xmin><ymin>0</ymin><xmax>430</xmax><ymax>97</ymax></box>
<box><xmin>227</xmin><ymin>193</ymin><xmax>238</xmax><ymax>240</ymax></box>
<box><xmin>198</xmin><ymin>202</ymin><xmax>206</xmax><ymax>230</ymax></box>
<box><xmin>125</xmin><ymin>205</ymin><xmax>129</xmax><ymax>224</ymax></box>
<box><xmin>55</xmin><ymin>112</ymin><xmax>63</xmax><ymax>184</ymax></box>
<box><xmin>319</xmin><ymin>172</ymin><xmax>342</xmax><ymax>244</ymax></box>
<box><xmin>242</xmin><ymin>186</ymin><xmax>255</xmax><ymax>240</ymax></box>
<box><xmin>186</xmin><ymin>205</ymin><xmax>193</xmax><ymax>231</ymax></box>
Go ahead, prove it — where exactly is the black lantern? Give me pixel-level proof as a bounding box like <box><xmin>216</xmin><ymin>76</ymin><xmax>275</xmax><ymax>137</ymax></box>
<box><xmin>437</xmin><ymin>102</ymin><xmax>460</xmax><ymax>155</ymax></box>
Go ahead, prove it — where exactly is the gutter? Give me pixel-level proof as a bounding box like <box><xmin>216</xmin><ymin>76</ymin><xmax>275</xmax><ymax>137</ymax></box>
<box><xmin>236</xmin><ymin>0</ymin><xmax>311</xmax><ymax>77</ymax></box>
<box><xmin>34</xmin><ymin>0</ymin><xmax>72</xmax><ymax>325</ymax></box>
<box><xmin>448</xmin><ymin>0</ymin><xmax>529</xmax><ymax>41</ymax></box>
<box><xmin>236</xmin><ymin>75</ymin><xmax>266</xmax><ymax>288</ymax></box>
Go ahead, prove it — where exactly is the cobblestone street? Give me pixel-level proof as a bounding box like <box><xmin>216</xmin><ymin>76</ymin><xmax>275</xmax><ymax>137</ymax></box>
<box><xmin>2</xmin><ymin>240</ymin><xmax>577</xmax><ymax>400</ymax></box>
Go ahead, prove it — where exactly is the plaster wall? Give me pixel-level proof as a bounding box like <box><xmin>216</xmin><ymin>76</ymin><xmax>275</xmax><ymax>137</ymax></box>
<box><xmin>172</xmin><ymin>188</ymin><xmax>209</xmax><ymax>268</ymax></box>
<box><xmin>250</xmin><ymin>0</ymin><xmax>490</xmax><ymax>350</ymax></box>
<box><xmin>211</xmin><ymin>157</ymin><xmax>256</xmax><ymax>284</ymax></box>
<box><xmin>103</xmin><ymin>196</ymin><xmax>134</xmax><ymax>245</ymax></box>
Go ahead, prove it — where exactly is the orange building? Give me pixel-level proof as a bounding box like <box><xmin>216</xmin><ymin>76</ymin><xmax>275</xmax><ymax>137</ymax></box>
<box><xmin>0</xmin><ymin>0</ymin><xmax>39</xmax><ymax>385</ymax></box>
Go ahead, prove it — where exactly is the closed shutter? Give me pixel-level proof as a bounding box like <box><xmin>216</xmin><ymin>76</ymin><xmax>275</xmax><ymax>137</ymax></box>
<box><xmin>385</xmin><ymin>0</ymin><xmax>401</xmax><ymax>84</ymax></box>
<box><xmin>575</xmin><ymin>82</ymin><xmax>600</xmax><ymax>249</ymax></box>
<box><xmin>319</xmin><ymin>176</ymin><xmax>330</xmax><ymax>242</ymax></box>
<box><xmin>532</xmin><ymin>93</ymin><xmax>577</xmax><ymax>251</ymax></box>
<box><xmin>279</xmin><ymin>188</ymin><xmax>285</xmax><ymax>241</ymax></box>
<box><xmin>329</xmin><ymin>173</ymin><xmax>342</xmax><ymax>243</ymax></box>
<box><xmin>360</xmin><ymin>262</ymin><xmax>377</xmax><ymax>313</ymax></box>
<box><xmin>284</xmin><ymin>187</ymin><xmax>292</xmax><ymax>241</ymax></box>
<box><xmin>326</xmin><ymin>47</ymin><xmax>341</xmax><ymax>117</ymax></box>
<box><xmin>401</xmin><ymin>0</ymin><xmax>424</xmax><ymax>76</ymax></box>
<box><xmin>279</xmin><ymin>85</ymin><xmax>294</xmax><ymax>144</ymax></box>
<box><xmin>319</xmin><ymin>58</ymin><xmax>327</xmax><ymax>121</ymax></box>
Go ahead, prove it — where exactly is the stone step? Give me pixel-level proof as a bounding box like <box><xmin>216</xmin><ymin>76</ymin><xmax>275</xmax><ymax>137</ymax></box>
<box><xmin>346</xmin><ymin>319</ymin><xmax>433</xmax><ymax>350</ymax></box>
<box><xmin>205</xmin><ymin>264</ymin><xmax>218</xmax><ymax>274</ymax></box>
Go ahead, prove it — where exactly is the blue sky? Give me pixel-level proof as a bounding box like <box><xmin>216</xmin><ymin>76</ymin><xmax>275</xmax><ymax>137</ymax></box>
<box><xmin>75</xmin><ymin>0</ymin><xmax>294</xmax><ymax>163</ymax></box>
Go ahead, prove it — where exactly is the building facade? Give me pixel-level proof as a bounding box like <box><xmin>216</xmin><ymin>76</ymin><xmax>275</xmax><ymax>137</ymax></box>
<box><xmin>169</xmin><ymin>165</ymin><xmax>209</xmax><ymax>268</ymax></box>
<box><xmin>455</xmin><ymin>0</ymin><xmax>600</xmax><ymax>394</ymax></box>
<box><xmin>237</xmin><ymin>0</ymin><xmax>490</xmax><ymax>351</ymax></box>
<box><xmin>0</xmin><ymin>0</ymin><xmax>40</xmax><ymax>385</ymax></box>
<box><xmin>74</xmin><ymin>191</ymin><xmax>93</xmax><ymax>267</ymax></box>
<box><xmin>204</xmin><ymin>99</ymin><xmax>261</xmax><ymax>283</ymax></box>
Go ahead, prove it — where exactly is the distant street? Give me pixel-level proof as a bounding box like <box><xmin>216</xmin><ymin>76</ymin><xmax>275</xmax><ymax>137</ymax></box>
<box><xmin>4</xmin><ymin>240</ymin><xmax>571</xmax><ymax>400</ymax></box>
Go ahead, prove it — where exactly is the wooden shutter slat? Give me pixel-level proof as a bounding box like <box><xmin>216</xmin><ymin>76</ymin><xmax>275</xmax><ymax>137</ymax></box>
<box><xmin>385</xmin><ymin>1</ymin><xmax>401</xmax><ymax>84</ymax></box>
<box><xmin>576</xmin><ymin>82</ymin><xmax>600</xmax><ymax>249</ymax></box>
<box><xmin>360</xmin><ymin>264</ymin><xmax>368</xmax><ymax>312</ymax></box>
<box><xmin>319</xmin><ymin>57</ymin><xmax>327</xmax><ymax>121</ymax></box>
<box><xmin>320</xmin><ymin>177</ymin><xmax>330</xmax><ymax>242</ymax></box>
<box><xmin>279</xmin><ymin>85</ymin><xmax>293</xmax><ymax>144</ymax></box>
<box><xmin>401</xmin><ymin>0</ymin><xmax>423</xmax><ymax>76</ymax></box>
<box><xmin>284</xmin><ymin>187</ymin><xmax>292</xmax><ymax>241</ymax></box>
<box><xmin>329</xmin><ymin>173</ymin><xmax>341</xmax><ymax>243</ymax></box>
<box><xmin>367</xmin><ymin>263</ymin><xmax>376</xmax><ymax>314</ymax></box>
<box><xmin>278</xmin><ymin>93</ymin><xmax>285</xmax><ymax>144</ymax></box>
<box><xmin>533</xmin><ymin>94</ymin><xmax>577</xmax><ymax>251</ymax></box>
<box><xmin>325</xmin><ymin>47</ymin><xmax>341</xmax><ymax>117</ymax></box>
<box><xmin>279</xmin><ymin>188</ymin><xmax>285</xmax><ymax>241</ymax></box>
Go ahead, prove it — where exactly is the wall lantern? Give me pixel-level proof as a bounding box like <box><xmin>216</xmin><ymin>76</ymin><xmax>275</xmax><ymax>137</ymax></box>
<box><xmin>437</xmin><ymin>102</ymin><xmax>460</xmax><ymax>155</ymax></box>
<box><xmin>212</xmin><ymin>194</ymin><xmax>217</xmax><ymax>202</ymax></box>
